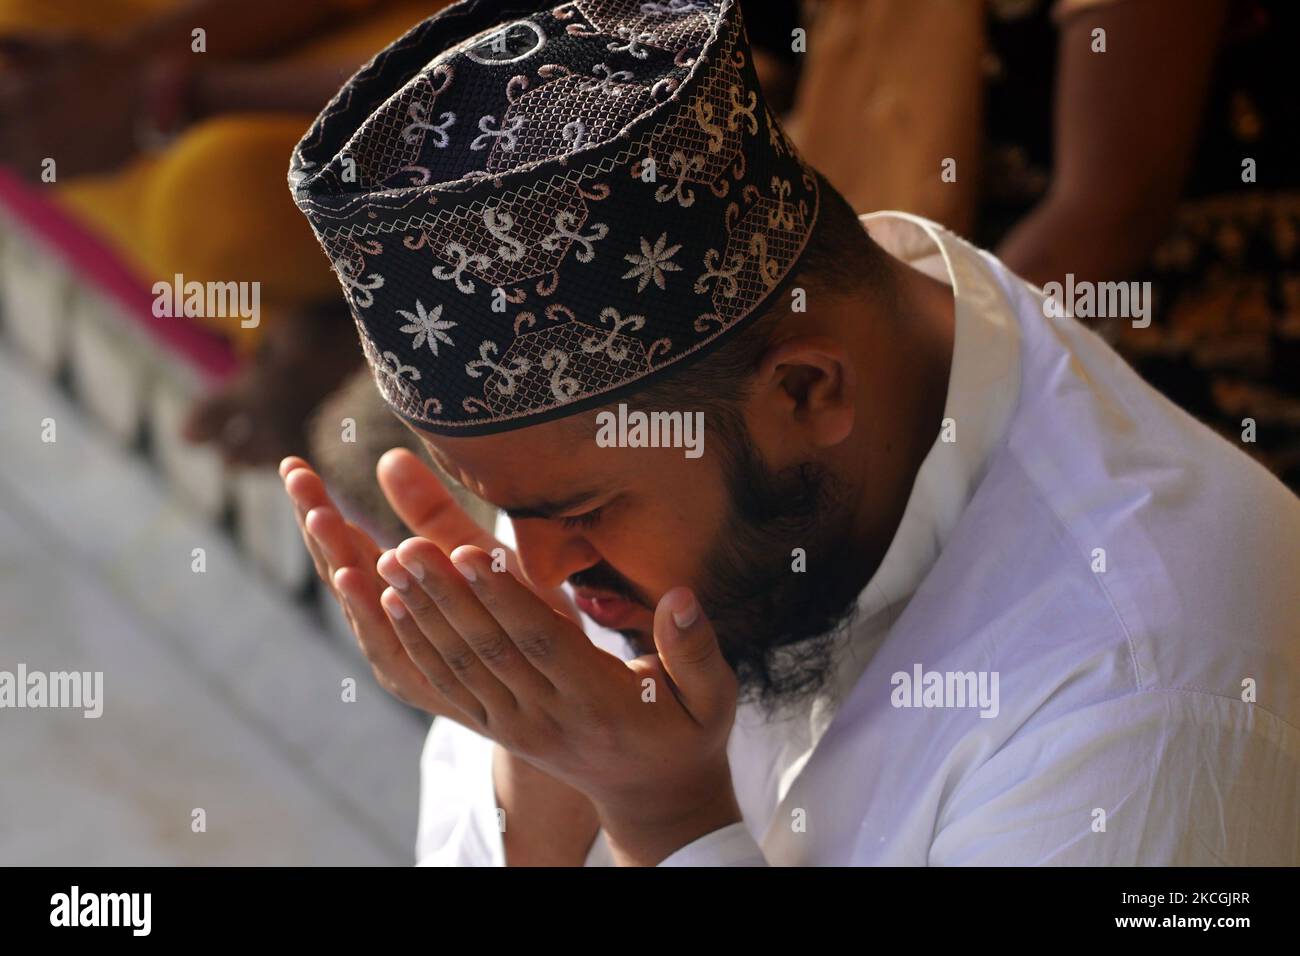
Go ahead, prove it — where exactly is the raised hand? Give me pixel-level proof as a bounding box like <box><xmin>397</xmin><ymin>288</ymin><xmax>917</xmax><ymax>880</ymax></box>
<box><xmin>375</xmin><ymin>539</ymin><xmax>742</xmax><ymax>866</ymax></box>
<box><xmin>280</xmin><ymin>454</ymin><xmax>463</xmax><ymax>722</ymax></box>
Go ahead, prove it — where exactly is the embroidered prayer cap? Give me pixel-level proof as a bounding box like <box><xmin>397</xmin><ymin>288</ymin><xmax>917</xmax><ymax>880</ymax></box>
<box><xmin>290</xmin><ymin>0</ymin><xmax>819</xmax><ymax>435</ymax></box>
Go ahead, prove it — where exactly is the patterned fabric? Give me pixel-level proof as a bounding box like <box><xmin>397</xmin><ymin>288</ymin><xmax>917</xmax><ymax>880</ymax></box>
<box><xmin>290</xmin><ymin>0</ymin><xmax>819</xmax><ymax>435</ymax></box>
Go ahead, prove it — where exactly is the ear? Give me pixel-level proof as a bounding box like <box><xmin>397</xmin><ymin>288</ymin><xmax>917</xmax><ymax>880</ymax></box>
<box><xmin>749</xmin><ymin>335</ymin><xmax>856</xmax><ymax>455</ymax></box>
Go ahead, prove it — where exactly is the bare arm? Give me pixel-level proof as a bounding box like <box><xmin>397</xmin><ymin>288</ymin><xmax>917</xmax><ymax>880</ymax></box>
<box><xmin>996</xmin><ymin>0</ymin><xmax>1228</xmax><ymax>288</ymax></box>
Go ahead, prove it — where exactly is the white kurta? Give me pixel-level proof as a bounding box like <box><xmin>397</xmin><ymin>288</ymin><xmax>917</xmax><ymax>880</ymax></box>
<box><xmin>415</xmin><ymin>213</ymin><xmax>1300</xmax><ymax>866</ymax></box>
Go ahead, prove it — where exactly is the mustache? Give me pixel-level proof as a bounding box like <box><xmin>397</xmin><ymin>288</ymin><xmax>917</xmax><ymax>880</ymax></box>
<box><xmin>567</xmin><ymin>563</ymin><xmax>651</xmax><ymax>607</ymax></box>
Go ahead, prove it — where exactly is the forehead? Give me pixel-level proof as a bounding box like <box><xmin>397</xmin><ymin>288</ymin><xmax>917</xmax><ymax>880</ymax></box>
<box><xmin>419</xmin><ymin>415</ymin><xmax>609</xmax><ymax>504</ymax></box>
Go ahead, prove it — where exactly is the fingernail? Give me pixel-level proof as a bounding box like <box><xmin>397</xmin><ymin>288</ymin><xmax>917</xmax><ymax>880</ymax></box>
<box><xmin>397</xmin><ymin>554</ymin><xmax>425</xmax><ymax>581</ymax></box>
<box><xmin>379</xmin><ymin>558</ymin><xmax>410</xmax><ymax>591</ymax></box>
<box><xmin>669</xmin><ymin>589</ymin><xmax>699</xmax><ymax>630</ymax></box>
<box><xmin>451</xmin><ymin>558</ymin><xmax>477</xmax><ymax>583</ymax></box>
<box><xmin>382</xmin><ymin>590</ymin><xmax>408</xmax><ymax>620</ymax></box>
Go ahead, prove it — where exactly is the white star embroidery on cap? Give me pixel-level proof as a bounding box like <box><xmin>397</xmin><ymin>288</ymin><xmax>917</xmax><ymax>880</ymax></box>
<box><xmin>397</xmin><ymin>300</ymin><xmax>457</xmax><ymax>356</ymax></box>
<box><xmin>622</xmin><ymin>233</ymin><xmax>683</xmax><ymax>291</ymax></box>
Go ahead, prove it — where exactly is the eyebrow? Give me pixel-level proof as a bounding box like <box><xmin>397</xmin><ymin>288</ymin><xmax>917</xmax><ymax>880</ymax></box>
<box><xmin>423</xmin><ymin>447</ymin><xmax>608</xmax><ymax>520</ymax></box>
<box><xmin>502</xmin><ymin>489</ymin><xmax>607</xmax><ymax>521</ymax></box>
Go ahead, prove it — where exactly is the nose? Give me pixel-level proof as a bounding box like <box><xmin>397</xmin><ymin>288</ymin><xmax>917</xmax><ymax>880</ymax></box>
<box><xmin>510</xmin><ymin>518</ymin><xmax>600</xmax><ymax>591</ymax></box>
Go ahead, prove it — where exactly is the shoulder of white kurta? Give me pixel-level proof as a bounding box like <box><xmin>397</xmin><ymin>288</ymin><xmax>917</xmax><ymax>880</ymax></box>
<box><xmin>995</xmin><ymin>278</ymin><xmax>1300</xmax><ymax>726</ymax></box>
<box><xmin>926</xmin><ymin>685</ymin><xmax>1300</xmax><ymax>865</ymax></box>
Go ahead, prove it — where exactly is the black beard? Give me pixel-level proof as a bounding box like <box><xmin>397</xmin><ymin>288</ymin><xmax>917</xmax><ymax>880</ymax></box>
<box><xmin>566</xmin><ymin>429</ymin><xmax>874</xmax><ymax>714</ymax></box>
<box><xmin>695</xmin><ymin>430</ymin><xmax>873</xmax><ymax>717</ymax></box>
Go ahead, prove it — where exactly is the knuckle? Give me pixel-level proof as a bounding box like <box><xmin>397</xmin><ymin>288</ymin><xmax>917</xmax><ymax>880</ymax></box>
<box><xmin>426</xmin><ymin>670</ymin><xmax>457</xmax><ymax>698</ymax></box>
<box><xmin>441</xmin><ymin>646</ymin><xmax>479</xmax><ymax>675</ymax></box>
<box><xmin>391</xmin><ymin>622</ymin><xmax>421</xmax><ymax>651</ymax></box>
<box><xmin>466</xmin><ymin>630</ymin><xmax>512</xmax><ymax>665</ymax></box>
<box><xmin>513</xmin><ymin>629</ymin><xmax>554</xmax><ymax>662</ymax></box>
<box><xmin>490</xmin><ymin>715</ymin><xmax>533</xmax><ymax>754</ymax></box>
<box><xmin>419</xmin><ymin>576</ymin><xmax>456</xmax><ymax>608</ymax></box>
<box><xmin>675</xmin><ymin>639</ymin><xmax>718</xmax><ymax>668</ymax></box>
<box><xmin>398</xmin><ymin>586</ymin><xmax>433</xmax><ymax>612</ymax></box>
<box><xmin>577</xmin><ymin>700</ymin><xmax>615</xmax><ymax>741</ymax></box>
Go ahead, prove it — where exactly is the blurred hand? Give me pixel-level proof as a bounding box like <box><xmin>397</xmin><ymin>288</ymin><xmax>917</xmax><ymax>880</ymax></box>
<box><xmin>279</xmin><ymin>448</ymin><xmax>577</xmax><ymax>723</ymax></box>
<box><xmin>282</xmin><ymin>449</ymin><xmax>602</xmax><ymax>865</ymax></box>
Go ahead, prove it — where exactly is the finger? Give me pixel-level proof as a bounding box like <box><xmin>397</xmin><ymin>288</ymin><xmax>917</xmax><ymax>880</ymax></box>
<box><xmin>383</xmin><ymin>539</ymin><xmax>549</xmax><ymax>709</ymax></box>
<box><xmin>449</xmin><ymin>545</ymin><xmax>600</xmax><ymax>691</ymax></box>
<box><xmin>379</xmin><ymin>586</ymin><xmax>485</xmax><ymax>725</ymax></box>
<box><xmin>305</xmin><ymin>506</ymin><xmax>363</xmax><ymax>572</ymax></box>
<box><xmin>286</xmin><ymin>466</ymin><xmax>363</xmax><ymax>579</ymax></box>
<box><xmin>652</xmin><ymin>588</ymin><xmax>736</xmax><ymax>727</ymax></box>
<box><xmin>280</xmin><ymin>463</ymin><xmax>332</xmax><ymax>582</ymax></box>
<box><xmin>297</xmin><ymin>513</ymin><xmax>330</xmax><ymax>585</ymax></box>
<box><xmin>346</xmin><ymin>522</ymin><xmax>381</xmax><ymax>565</ymax></box>
<box><xmin>334</xmin><ymin>567</ymin><xmax>469</xmax><ymax>723</ymax></box>
<box><xmin>279</xmin><ymin>456</ymin><xmax>311</xmax><ymax>480</ymax></box>
<box><xmin>377</xmin><ymin>448</ymin><xmax>496</xmax><ymax>553</ymax></box>
<box><xmin>378</xmin><ymin>447</ymin><xmax>585</xmax><ymax>618</ymax></box>
<box><xmin>283</xmin><ymin>463</ymin><xmax>333</xmax><ymax>517</ymax></box>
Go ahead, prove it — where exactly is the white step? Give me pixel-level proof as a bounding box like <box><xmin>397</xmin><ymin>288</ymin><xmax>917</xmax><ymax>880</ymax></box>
<box><xmin>232</xmin><ymin>467</ymin><xmax>314</xmax><ymax>594</ymax></box>
<box><xmin>149</xmin><ymin>364</ymin><xmax>227</xmax><ymax>524</ymax></box>
<box><xmin>67</xmin><ymin>287</ymin><xmax>151</xmax><ymax>446</ymax></box>
<box><xmin>0</xmin><ymin>217</ymin><xmax>73</xmax><ymax>375</ymax></box>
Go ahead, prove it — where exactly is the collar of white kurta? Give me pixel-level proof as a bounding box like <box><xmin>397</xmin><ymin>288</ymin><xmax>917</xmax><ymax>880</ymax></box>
<box><xmin>853</xmin><ymin>211</ymin><xmax>1023</xmax><ymax>631</ymax></box>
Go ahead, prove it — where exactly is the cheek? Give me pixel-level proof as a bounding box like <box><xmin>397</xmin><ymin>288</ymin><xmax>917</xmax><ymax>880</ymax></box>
<box><xmin>599</xmin><ymin>484</ymin><xmax>724</xmax><ymax>598</ymax></box>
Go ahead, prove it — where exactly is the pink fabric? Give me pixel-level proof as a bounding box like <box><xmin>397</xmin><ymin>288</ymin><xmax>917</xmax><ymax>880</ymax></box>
<box><xmin>0</xmin><ymin>167</ymin><xmax>237</xmax><ymax>380</ymax></box>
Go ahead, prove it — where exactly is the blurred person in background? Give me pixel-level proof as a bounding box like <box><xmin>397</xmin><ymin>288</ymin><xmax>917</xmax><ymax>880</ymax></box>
<box><xmin>0</xmin><ymin>0</ymin><xmax>796</xmax><ymax>539</ymax></box>
<box><xmin>778</xmin><ymin>0</ymin><xmax>1300</xmax><ymax>489</ymax></box>
<box><xmin>0</xmin><ymin>0</ymin><xmax>443</xmax><ymax>466</ymax></box>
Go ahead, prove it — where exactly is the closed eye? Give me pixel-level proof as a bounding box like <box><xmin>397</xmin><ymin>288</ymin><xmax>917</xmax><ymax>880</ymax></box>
<box><xmin>560</xmin><ymin>507</ymin><xmax>604</xmax><ymax>530</ymax></box>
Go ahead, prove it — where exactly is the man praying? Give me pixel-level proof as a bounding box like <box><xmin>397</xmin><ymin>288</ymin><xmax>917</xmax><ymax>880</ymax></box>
<box><xmin>280</xmin><ymin>0</ymin><xmax>1299</xmax><ymax>866</ymax></box>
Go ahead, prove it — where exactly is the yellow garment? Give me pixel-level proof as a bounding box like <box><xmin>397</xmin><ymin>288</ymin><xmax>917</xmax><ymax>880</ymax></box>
<box><xmin>5</xmin><ymin>0</ymin><xmax>436</xmax><ymax>352</ymax></box>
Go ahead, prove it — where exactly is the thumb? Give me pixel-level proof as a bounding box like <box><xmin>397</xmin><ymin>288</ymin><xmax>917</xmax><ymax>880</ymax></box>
<box><xmin>652</xmin><ymin>587</ymin><xmax>736</xmax><ymax>725</ymax></box>
<box><xmin>377</xmin><ymin>447</ymin><xmax>495</xmax><ymax>552</ymax></box>
<box><xmin>377</xmin><ymin>447</ymin><xmax>577</xmax><ymax>619</ymax></box>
